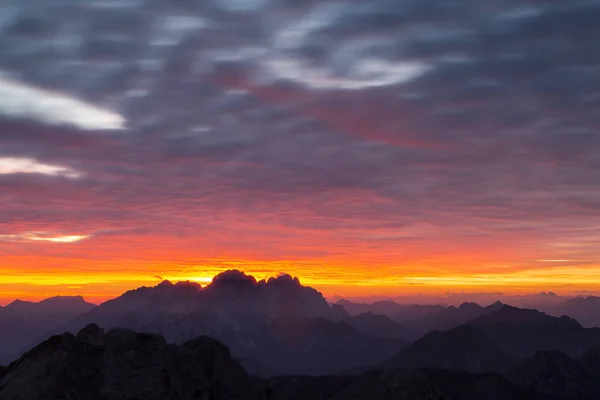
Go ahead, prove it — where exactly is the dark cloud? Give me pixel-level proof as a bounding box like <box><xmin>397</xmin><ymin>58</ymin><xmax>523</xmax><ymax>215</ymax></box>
<box><xmin>0</xmin><ymin>0</ymin><xmax>599</xmax><ymax>270</ymax></box>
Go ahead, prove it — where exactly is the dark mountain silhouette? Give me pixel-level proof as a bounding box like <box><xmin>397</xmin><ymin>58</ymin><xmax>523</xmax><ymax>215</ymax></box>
<box><xmin>0</xmin><ymin>326</ymin><xmax>539</xmax><ymax>400</ymax></box>
<box><xmin>335</xmin><ymin>299</ymin><xmax>504</xmax><ymax>340</ymax></box>
<box><xmin>0</xmin><ymin>324</ymin><xmax>254</xmax><ymax>400</ymax></box>
<box><xmin>56</xmin><ymin>271</ymin><xmax>405</xmax><ymax>376</ymax></box>
<box><xmin>469</xmin><ymin>305</ymin><xmax>600</xmax><ymax>359</ymax></box>
<box><xmin>403</xmin><ymin>301</ymin><xmax>504</xmax><ymax>337</ymax></box>
<box><xmin>0</xmin><ymin>295</ymin><xmax>95</xmax><ymax>364</ymax></box>
<box><xmin>335</xmin><ymin>299</ymin><xmax>445</xmax><ymax>322</ymax></box>
<box><xmin>381</xmin><ymin>325</ymin><xmax>514</xmax><ymax>373</ymax></box>
<box><xmin>331</xmin><ymin>308</ymin><xmax>411</xmax><ymax>340</ymax></box>
<box><xmin>266</xmin><ymin>316</ymin><xmax>406</xmax><ymax>375</ymax></box>
<box><xmin>545</xmin><ymin>296</ymin><xmax>600</xmax><ymax>328</ymax></box>
<box><xmin>509</xmin><ymin>347</ymin><xmax>600</xmax><ymax>400</ymax></box>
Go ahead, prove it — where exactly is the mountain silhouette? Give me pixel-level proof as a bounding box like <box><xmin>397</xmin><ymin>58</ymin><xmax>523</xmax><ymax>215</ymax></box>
<box><xmin>15</xmin><ymin>325</ymin><xmax>597</xmax><ymax>399</ymax></box>
<box><xmin>402</xmin><ymin>301</ymin><xmax>504</xmax><ymax>337</ymax></box>
<box><xmin>334</xmin><ymin>299</ymin><xmax>504</xmax><ymax>339</ymax></box>
<box><xmin>469</xmin><ymin>305</ymin><xmax>600</xmax><ymax>359</ymax></box>
<box><xmin>56</xmin><ymin>271</ymin><xmax>405</xmax><ymax>376</ymax></box>
<box><xmin>545</xmin><ymin>296</ymin><xmax>600</xmax><ymax>328</ymax></box>
<box><xmin>0</xmin><ymin>324</ymin><xmax>254</xmax><ymax>400</ymax></box>
<box><xmin>0</xmin><ymin>295</ymin><xmax>95</xmax><ymax>364</ymax></box>
<box><xmin>331</xmin><ymin>308</ymin><xmax>412</xmax><ymax>340</ymax></box>
<box><xmin>509</xmin><ymin>348</ymin><xmax>600</xmax><ymax>400</ymax></box>
<box><xmin>381</xmin><ymin>325</ymin><xmax>514</xmax><ymax>373</ymax></box>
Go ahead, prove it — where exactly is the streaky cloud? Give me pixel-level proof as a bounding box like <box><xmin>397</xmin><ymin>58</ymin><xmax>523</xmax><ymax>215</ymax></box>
<box><xmin>0</xmin><ymin>232</ymin><xmax>89</xmax><ymax>243</ymax></box>
<box><xmin>0</xmin><ymin>74</ymin><xmax>126</xmax><ymax>131</ymax></box>
<box><xmin>0</xmin><ymin>157</ymin><xmax>82</xmax><ymax>179</ymax></box>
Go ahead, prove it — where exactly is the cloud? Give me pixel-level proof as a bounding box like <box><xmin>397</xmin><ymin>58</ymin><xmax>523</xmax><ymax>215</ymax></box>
<box><xmin>0</xmin><ymin>232</ymin><xmax>89</xmax><ymax>243</ymax></box>
<box><xmin>0</xmin><ymin>0</ymin><xmax>598</xmax><ymax>291</ymax></box>
<box><xmin>0</xmin><ymin>75</ymin><xmax>126</xmax><ymax>131</ymax></box>
<box><xmin>0</xmin><ymin>157</ymin><xmax>83</xmax><ymax>179</ymax></box>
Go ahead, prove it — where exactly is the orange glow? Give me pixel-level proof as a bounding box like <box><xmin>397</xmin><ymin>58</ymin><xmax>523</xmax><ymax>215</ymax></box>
<box><xmin>2</xmin><ymin>243</ymin><xmax>600</xmax><ymax>305</ymax></box>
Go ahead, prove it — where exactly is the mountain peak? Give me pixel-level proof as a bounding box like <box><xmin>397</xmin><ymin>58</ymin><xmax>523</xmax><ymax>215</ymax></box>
<box><xmin>156</xmin><ymin>280</ymin><xmax>174</xmax><ymax>288</ymax></box>
<box><xmin>266</xmin><ymin>273</ymin><xmax>301</xmax><ymax>287</ymax></box>
<box><xmin>458</xmin><ymin>302</ymin><xmax>482</xmax><ymax>310</ymax></box>
<box><xmin>209</xmin><ymin>269</ymin><xmax>257</xmax><ymax>288</ymax></box>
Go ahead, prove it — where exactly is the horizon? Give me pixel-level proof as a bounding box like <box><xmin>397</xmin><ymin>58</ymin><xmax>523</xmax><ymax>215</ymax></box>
<box><xmin>1</xmin><ymin>269</ymin><xmax>597</xmax><ymax>307</ymax></box>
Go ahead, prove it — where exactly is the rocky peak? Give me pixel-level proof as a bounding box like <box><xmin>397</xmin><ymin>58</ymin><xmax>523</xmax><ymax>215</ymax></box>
<box><xmin>76</xmin><ymin>323</ymin><xmax>105</xmax><ymax>345</ymax></box>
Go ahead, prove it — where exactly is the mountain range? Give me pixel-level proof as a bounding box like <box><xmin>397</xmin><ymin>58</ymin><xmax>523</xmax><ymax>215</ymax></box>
<box><xmin>0</xmin><ymin>295</ymin><xmax>95</xmax><ymax>364</ymax></box>
<box><xmin>3</xmin><ymin>271</ymin><xmax>600</xmax><ymax>384</ymax></box>
<box><xmin>5</xmin><ymin>323</ymin><xmax>600</xmax><ymax>399</ymax></box>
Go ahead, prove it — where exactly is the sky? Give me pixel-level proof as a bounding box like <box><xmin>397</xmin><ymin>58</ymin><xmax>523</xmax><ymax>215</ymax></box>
<box><xmin>1</xmin><ymin>0</ymin><xmax>599</xmax><ymax>304</ymax></box>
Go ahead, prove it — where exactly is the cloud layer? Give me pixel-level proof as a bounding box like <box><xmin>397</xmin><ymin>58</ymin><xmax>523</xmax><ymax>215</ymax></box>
<box><xmin>0</xmin><ymin>0</ymin><xmax>599</xmax><ymax>300</ymax></box>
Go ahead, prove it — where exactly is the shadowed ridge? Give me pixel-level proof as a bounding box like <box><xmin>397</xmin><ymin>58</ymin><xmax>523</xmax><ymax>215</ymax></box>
<box><xmin>0</xmin><ymin>326</ymin><xmax>253</xmax><ymax>400</ymax></box>
<box><xmin>343</xmin><ymin>311</ymin><xmax>411</xmax><ymax>340</ymax></box>
<box><xmin>469</xmin><ymin>305</ymin><xmax>600</xmax><ymax>359</ymax></box>
<box><xmin>381</xmin><ymin>324</ymin><xmax>514</xmax><ymax>373</ymax></box>
<box><xmin>75</xmin><ymin>323</ymin><xmax>105</xmax><ymax>345</ymax></box>
<box><xmin>509</xmin><ymin>349</ymin><xmax>600</xmax><ymax>399</ymax></box>
<box><xmin>486</xmin><ymin>301</ymin><xmax>505</xmax><ymax>311</ymax></box>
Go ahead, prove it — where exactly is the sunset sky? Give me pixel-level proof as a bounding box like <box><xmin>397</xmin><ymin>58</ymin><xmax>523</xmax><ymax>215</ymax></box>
<box><xmin>1</xmin><ymin>0</ymin><xmax>599</xmax><ymax>305</ymax></box>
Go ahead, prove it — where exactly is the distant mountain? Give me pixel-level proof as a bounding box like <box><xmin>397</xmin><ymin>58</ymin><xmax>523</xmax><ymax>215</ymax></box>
<box><xmin>469</xmin><ymin>305</ymin><xmax>600</xmax><ymax>359</ymax></box>
<box><xmin>405</xmin><ymin>301</ymin><xmax>504</xmax><ymax>336</ymax></box>
<box><xmin>545</xmin><ymin>296</ymin><xmax>600</xmax><ymax>328</ymax></box>
<box><xmin>335</xmin><ymin>299</ymin><xmax>504</xmax><ymax>340</ymax></box>
<box><xmin>381</xmin><ymin>325</ymin><xmax>514</xmax><ymax>374</ymax></box>
<box><xmin>57</xmin><ymin>271</ymin><xmax>405</xmax><ymax>376</ymax></box>
<box><xmin>345</xmin><ymin>311</ymin><xmax>411</xmax><ymax>340</ymax></box>
<box><xmin>335</xmin><ymin>299</ymin><xmax>445</xmax><ymax>322</ymax></box>
<box><xmin>0</xmin><ymin>295</ymin><xmax>95</xmax><ymax>364</ymax></box>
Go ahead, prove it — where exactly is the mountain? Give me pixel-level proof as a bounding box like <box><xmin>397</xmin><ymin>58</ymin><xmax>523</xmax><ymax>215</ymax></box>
<box><xmin>381</xmin><ymin>325</ymin><xmax>514</xmax><ymax>374</ymax></box>
<box><xmin>0</xmin><ymin>325</ymin><xmax>533</xmax><ymax>400</ymax></box>
<box><xmin>332</xmin><ymin>309</ymin><xmax>411</xmax><ymax>340</ymax></box>
<box><xmin>335</xmin><ymin>299</ymin><xmax>445</xmax><ymax>322</ymax></box>
<box><xmin>404</xmin><ymin>301</ymin><xmax>504</xmax><ymax>337</ymax></box>
<box><xmin>469</xmin><ymin>305</ymin><xmax>600</xmax><ymax>359</ymax></box>
<box><xmin>509</xmin><ymin>348</ymin><xmax>600</xmax><ymax>400</ymax></box>
<box><xmin>57</xmin><ymin>271</ymin><xmax>405</xmax><ymax>376</ymax></box>
<box><xmin>0</xmin><ymin>295</ymin><xmax>96</xmax><ymax>364</ymax></box>
<box><xmin>544</xmin><ymin>296</ymin><xmax>600</xmax><ymax>328</ymax></box>
<box><xmin>0</xmin><ymin>324</ymin><xmax>255</xmax><ymax>400</ymax></box>
<box><xmin>335</xmin><ymin>299</ymin><xmax>504</xmax><ymax>340</ymax></box>
<box><xmin>265</xmin><ymin>316</ymin><xmax>406</xmax><ymax>375</ymax></box>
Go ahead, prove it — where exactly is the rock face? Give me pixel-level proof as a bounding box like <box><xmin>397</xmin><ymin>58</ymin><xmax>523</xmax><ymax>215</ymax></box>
<box><xmin>0</xmin><ymin>324</ymin><xmax>252</xmax><ymax>400</ymax></box>
<box><xmin>0</xmin><ymin>295</ymin><xmax>96</xmax><ymax>364</ymax></box>
<box><xmin>381</xmin><ymin>325</ymin><xmax>514</xmax><ymax>374</ymax></box>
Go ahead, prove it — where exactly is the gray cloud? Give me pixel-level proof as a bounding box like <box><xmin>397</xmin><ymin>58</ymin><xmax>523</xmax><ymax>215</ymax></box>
<box><xmin>0</xmin><ymin>0</ymin><xmax>599</xmax><ymax>266</ymax></box>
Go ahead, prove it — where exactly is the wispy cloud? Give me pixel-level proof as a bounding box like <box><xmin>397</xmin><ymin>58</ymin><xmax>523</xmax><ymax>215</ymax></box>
<box><xmin>0</xmin><ymin>157</ymin><xmax>83</xmax><ymax>179</ymax></box>
<box><xmin>0</xmin><ymin>232</ymin><xmax>90</xmax><ymax>243</ymax></box>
